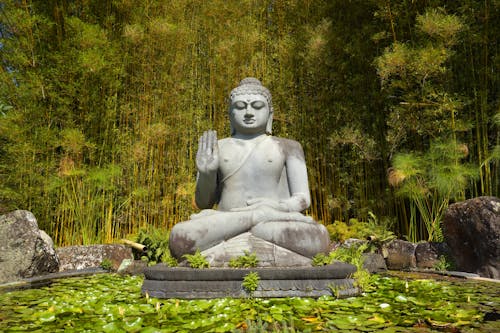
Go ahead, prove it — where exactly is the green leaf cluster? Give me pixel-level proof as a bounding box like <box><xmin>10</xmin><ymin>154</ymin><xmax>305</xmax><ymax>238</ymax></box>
<box><xmin>99</xmin><ymin>258</ymin><xmax>113</xmax><ymax>271</ymax></box>
<box><xmin>229</xmin><ymin>251</ymin><xmax>259</xmax><ymax>268</ymax></box>
<box><xmin>327</xmin><ymin>213</ymin><xmax>395</xmax><ymax>244</ymax></box>
<box><xmin>390</xmin><ymin>139</ymin><xmax>478</xmax><ymax>241</ymax></box>
<box><xmin>182</xmin><ymin>249</ymin><xmax>209</xmax><ymax>269</ymax></box>
<box><xmin>242</xmin><ymin>272</ymin><xmax>260</xmax><ymax>294</ymax></box>
<box><xmin>313</xmin><ymin>242</ymin><xmax>372</xmax><ymax>290</ymax></box>
<box><xmin>136</xmin><ymin>228</ymin><xmax>177</xmax><ymax>267</ymax></box>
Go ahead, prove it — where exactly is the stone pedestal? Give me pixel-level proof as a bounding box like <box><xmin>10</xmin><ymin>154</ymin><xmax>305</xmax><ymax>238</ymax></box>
<box><xmin>197</xmin><ymin>232</ymin><xmax>312</xmax><ymax>267</ymax></box>
<box><xmin>142</xmin><ymin>262</ymin><xmax>358</xmax><ymax>299</ymax></box>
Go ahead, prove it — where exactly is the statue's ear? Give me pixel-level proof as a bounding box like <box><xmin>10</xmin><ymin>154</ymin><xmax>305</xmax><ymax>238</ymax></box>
<box><xmin>266</xmin><ymin>112</ymin><xmax>273</xmax><ymax>135</ymax></box>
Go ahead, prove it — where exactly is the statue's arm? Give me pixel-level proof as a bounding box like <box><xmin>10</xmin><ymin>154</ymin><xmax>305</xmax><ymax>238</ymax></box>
<box><xmin>194</xmin><ymin>130</ymin><xmax>220</xmax><ymax>209</ymax></box>
<box><xmin>282</xmin><ymin>139</ymin><xmax>311</xmax><ymax>212</ymax></box>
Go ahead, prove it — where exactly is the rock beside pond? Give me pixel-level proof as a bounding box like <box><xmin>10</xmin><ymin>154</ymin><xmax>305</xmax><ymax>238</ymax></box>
<box><xmin>362</xmin><ymin>253</ymin><xmax>387</xmax><ymax>272</ymax></box>
<box><xmin>57</xmin><ymin>244</ymin><xmax>133</xmax><ymax>272</ymax></box>
<box><xmin>415</xmin><ymin>242</ymin><xmax>451</xmax><ymax>269</ymax></box>
<box><xmin>382</xmin><ymin>239</ymin><xmax>417</xmax><ymax>270</ymax></box>
<box><xmin>442</xmin><ymin>196</ymin><xmax>500</xmax><ymax>279</ymax></box>
<box><xmin>0</xmin><ymin>210</ymin><xmax>59</xmax><ymax>283</ymax></box>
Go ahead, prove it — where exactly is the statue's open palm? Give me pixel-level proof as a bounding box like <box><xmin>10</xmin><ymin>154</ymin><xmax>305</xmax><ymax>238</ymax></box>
<box><xmin>196</xmin><ymin>130</ymin><xmax>219</xmax><ymax>174</ymax></box>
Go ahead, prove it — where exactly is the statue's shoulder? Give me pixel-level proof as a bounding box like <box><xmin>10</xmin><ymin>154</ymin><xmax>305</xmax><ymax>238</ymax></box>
<box><xmin>271</xmin><ymin>137</ymin><xmax>305</xmax><ymax>157</ymax></box>
<box><xmin>217</xmin><ymin>137</ymin><xmax>233</xmax><ymax>149</ymax></box>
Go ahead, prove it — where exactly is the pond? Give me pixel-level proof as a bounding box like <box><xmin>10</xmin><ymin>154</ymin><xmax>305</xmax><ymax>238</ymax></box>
<box><xmin>0</xmin><ymin>272</ymin><xmax>498</xmax><ymax>332</ymax></box>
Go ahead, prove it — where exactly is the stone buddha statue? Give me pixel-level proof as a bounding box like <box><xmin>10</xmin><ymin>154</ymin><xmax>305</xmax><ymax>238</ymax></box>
<box><xmin>169</xmin><ymin>78</ymin><xmax>330</xmax><ymax>264</ymax></box>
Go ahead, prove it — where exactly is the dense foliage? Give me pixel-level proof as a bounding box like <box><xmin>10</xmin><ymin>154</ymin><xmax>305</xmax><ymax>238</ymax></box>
<box><xmin>0</xmin><ymin>1</ymin><xmax>498</xmax><ymax>245</ymax></box>
<box><xmin>1</xmin><ymin>273</ymin><xmax>499</xmax><ymax>332</ymax></box>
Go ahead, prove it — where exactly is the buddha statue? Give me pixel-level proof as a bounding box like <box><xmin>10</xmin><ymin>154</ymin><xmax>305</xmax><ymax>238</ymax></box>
<box><xmin>169</xmin><ymin>78</ymin><xmax>330</xmax><ymax>261</ymax></box>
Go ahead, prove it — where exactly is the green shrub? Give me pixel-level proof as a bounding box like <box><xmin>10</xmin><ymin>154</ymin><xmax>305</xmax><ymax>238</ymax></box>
<box><xmin>229</xmin><ymin>251</ymin><xmax>259</xmax><ymax>268</ymax></box>
<box><xmin>433</xmin><ymin>255</ymin><xmax>454</xmax><ymax>272</ymax></box>
<box><xmin>100</xmin><ymin>258</ymin><xmax>113</xmax><ymax>271</ymax></box>
<box><xmin>135</xmin><ymin>227</ymin><xmax>177</xmax><ymax>267</ymax></box>
<box><xmin>183</xmin><ymin>249</ymin><xmax>209</xmax><ymax>269</ymax></box>
<box><xmin>313</xmin><ymin>242</ymin><xmax>373</xmax><ymax>291</ymax></box>
<box><xmin>311</xmin><ymin>253</ymin><xmax>332</xmax><ymax>266</ymax></box>
<box><xmin>242</xmin><ymin>272</ymin><xmax>260</xmax><ymax>294</ymax></box>
<box><xmin>327</xmin><ymin>212</ymin><xmax>395</xmax><ymax>244</ymax></box>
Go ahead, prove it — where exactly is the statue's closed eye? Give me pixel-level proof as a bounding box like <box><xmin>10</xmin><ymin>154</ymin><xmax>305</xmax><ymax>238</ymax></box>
<box><xmin>251</xmin><ymin>101</ymin><xmax>266</xmax><ymax>109</ymax></box>
<box><xmin>233</xmin><ymin>101</ymin><xmax>247</xmax><ymax>110</ymax></box>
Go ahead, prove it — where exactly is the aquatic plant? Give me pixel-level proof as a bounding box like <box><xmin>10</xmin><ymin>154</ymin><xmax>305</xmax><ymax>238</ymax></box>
<box><xmin>1</xmin><ymin>273</ymin><xmax>498</xmax><ymax>332</ymax></box>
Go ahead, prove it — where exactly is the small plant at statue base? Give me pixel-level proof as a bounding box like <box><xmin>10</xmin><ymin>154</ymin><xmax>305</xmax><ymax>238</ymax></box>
<box><xmin>100</xmin><ymin>258</ymin><xmax>113</xmax><ymax>271</ymax></box>
<box><xmin>229</xmin><ymin>251</ymin><xmax>259</xmax><ymax>268</ymax></box>
<box><xmin>242</xmin><ymin>272</ymin><xmax>260</xmax><ymax>294</ymax></box>
<box><xmin>312</xmin><ymin>253</ymin><xmax>333</xmax><ymax>266</ymax></box>
<box><xmin>161</xmin><ymin>252</ymin><xmax>178</xmax><ymax>267</ymax></box>
<box><xmin>183</xmin><ymin>249</ymin><xmax>210</xmax><ymax>269</ymax></box>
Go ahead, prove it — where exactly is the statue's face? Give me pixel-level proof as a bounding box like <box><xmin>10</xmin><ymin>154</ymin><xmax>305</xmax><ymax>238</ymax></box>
<box><xmin>230</xmin><ymin>94</ymin><xmax>270</xmax><ymax>135</ymax></box>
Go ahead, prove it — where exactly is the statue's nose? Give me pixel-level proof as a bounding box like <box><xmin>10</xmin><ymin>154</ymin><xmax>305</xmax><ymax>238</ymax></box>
<box><xmin>244</xmin><ymin>107</ymin><xmax>255</xmax><ymax>117</ymax></box>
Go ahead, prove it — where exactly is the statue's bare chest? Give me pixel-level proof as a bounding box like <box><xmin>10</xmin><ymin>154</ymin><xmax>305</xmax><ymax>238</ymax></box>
<box><xmin>218</xmin><ymin>138</ymin><xmax>285</xmax><ymax>181</ymax></box>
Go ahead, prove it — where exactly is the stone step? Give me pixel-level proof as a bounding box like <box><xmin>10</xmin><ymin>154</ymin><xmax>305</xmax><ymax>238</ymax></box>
<box><xmin>142</xmin><ymin>262</ymin><xmax>359</xmax><ymax>299</ymax></box>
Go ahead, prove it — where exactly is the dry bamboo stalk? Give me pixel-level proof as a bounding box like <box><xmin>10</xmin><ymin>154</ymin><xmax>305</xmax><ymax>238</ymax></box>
<box><xmin>121</xmin><ymin>239</ymin><xmax>148</xmax><ymax>252</ymax></box>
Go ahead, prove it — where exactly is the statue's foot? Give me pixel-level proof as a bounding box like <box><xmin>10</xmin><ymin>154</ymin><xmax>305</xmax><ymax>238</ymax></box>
<box><xmin>251</xmin><ymin>221</ymin><xmax>330</xmax><ymax>258</ymax></box>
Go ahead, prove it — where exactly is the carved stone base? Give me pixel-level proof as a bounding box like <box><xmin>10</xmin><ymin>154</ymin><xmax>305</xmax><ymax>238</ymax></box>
<box><xmin>142</xmin><ymin>263</ymin><xmax>359</xmax><ymax>299</ymax></box>
<box><xmin>194</xmin><ymin>232</ymin><xmax>312</xmax><ymax>267</ymax></box>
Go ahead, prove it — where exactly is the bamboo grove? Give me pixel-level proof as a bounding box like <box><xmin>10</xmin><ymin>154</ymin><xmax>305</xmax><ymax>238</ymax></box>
<box><xmin>0</xmin><ymin>0</ymin><xmax>498</xmax><ymax>246</ymax></box>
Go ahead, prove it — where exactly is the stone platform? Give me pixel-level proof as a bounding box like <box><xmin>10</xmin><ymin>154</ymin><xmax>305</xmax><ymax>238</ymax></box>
<box><xmin>142</xmin><ymin>262</ymin><xmax>358</xmax><ymax>299</ymax></box>
<box><xmin>197</xmin><ymin>232</ymin><xmax>312</xmax><ymax>267</ymax></box>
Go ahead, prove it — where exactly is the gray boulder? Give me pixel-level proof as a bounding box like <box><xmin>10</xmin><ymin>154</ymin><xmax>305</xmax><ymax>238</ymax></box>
<box><xmin>0</xmin><ymin>210</ymin><xmax>59</xmax><ymax>283</ymax></box>
<box><xmin>362</xmin><ymin>252</ymin><xmax>387</xmax><ymax>272</ymax></box>
<box><xmin>382</xmin><ymin>239</ymin><xmax>416</xmax><ymax>270</ymax></box>
<box><xmin>415</xmin><ymin>242</ymin><xmax>451</xmax><ymax>269</ymax></box>
<box><xmin>56</xmin><ymin>244</ymin><xmax>133</xmax><ymax>271</ymax></box>
<box><xmin>442</xmin><ymin>196</ymin><xmax>500</xmax><ymax>279</ymax></box>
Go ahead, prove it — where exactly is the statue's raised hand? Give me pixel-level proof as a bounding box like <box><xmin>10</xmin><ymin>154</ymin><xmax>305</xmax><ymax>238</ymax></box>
<box><xmin>196</xmin><ymin>130</ymin><xmax>219</xmax><ymax>174</ymax></box>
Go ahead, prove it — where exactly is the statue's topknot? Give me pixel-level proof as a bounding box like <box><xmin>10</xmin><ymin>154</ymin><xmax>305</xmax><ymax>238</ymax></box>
<box><xmin>229</xmin><ymin>77</ymin><xmax>272</xmax><ymax>110</ymax></box>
